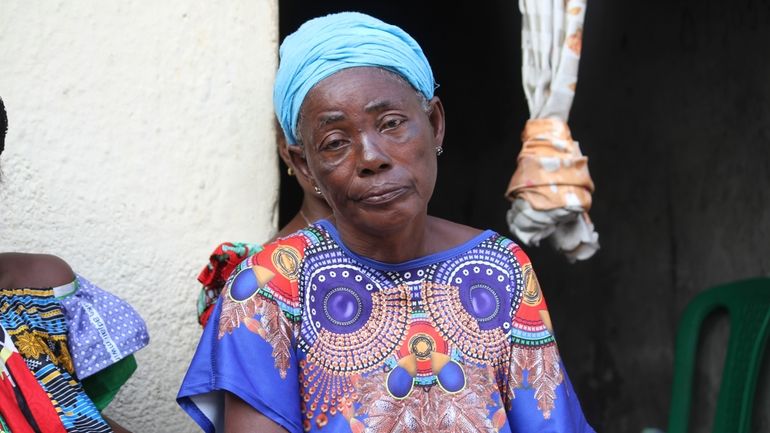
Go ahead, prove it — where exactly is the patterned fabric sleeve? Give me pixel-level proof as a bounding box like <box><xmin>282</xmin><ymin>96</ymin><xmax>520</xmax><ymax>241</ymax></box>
<box><xmin>53</xmin><ymin>274</ymin><xmax>149</xmax><ymax>411</ymax></box>
<box><xmin>196</xmin><ymin>242</ymin><xmax>264</xmax><ymax>327</ymax></box>
<box><xmin>57</xmin><ymin>275</ymin><xmax>149</xmax><ymax>380</ymax></box>
<box><xmin>178</xmin><ymin>234</ymin><xmax>308</xmax><ymax>433</ymax></box>
<box><xmin>503</xmin><ymin>245</ymin><xmax>595</xmax><ymax>433</ymax></box>
<box><xmin>0</xmin><ymin>287</ymin><xmax>112</xmax><ymax>432</ymax></box>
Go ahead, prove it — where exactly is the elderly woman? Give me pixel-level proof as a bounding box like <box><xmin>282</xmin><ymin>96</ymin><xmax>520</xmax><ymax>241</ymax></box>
<box><xmin>178</xmin><ymin>12</ymin><xmax>595</xmax><ymax>433</ymax></box>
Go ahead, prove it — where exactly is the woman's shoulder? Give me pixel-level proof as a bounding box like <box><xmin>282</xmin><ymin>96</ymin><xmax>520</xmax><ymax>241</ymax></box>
<box><xmin>427</xmin><ymin>217</ymin><xmax>532</xmax><ymax>263</ymax></box>
<box><xmin>429</xmin><ymin>217</ymin><xmax>483</xmax><ymax>239</ymax></box>
<box><xmin>229</xmin><ymin>225</ymin><xmax>321</xmax><ymax>258</ymax></box>
<box><xmin>0</xmin><ymin>252</ymin><xmax>75</xmax><ymax>289</ymax></box>
<box><xmin>429</xmin><ymin>217</ymin><xmax>518</xmax><ymax>251</ymax></box>
<box><xmin>244</xmin><ymin>229</ymin><xmax>316</xmax><ymax>273</ymax></box>
<box><xmin>218</xmin><ymin>231</ymin><xmax>316</xmax><ymax>322</ymax></box>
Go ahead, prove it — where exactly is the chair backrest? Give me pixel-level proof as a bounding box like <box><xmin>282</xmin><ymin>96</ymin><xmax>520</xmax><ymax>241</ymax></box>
<box><xmin>668</xmin><ymin>277</ymin><xmax>770</xmax><ymax>433</ymax></box>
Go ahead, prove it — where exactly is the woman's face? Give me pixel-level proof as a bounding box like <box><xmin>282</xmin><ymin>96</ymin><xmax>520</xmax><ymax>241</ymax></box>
<box><xmin>293</xmin><ymin>67</ymin><xmax>445</xmax><ymax>235</ymax></box>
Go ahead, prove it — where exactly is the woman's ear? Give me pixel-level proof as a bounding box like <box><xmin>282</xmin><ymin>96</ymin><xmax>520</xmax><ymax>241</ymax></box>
<box><xmin>277</xmin><ymin>139</ymin><xmax>293</xmax><ymax>167</ymax></box>
<box><xmin>427</xmin><ymin>96</ymin><xmax>446</xmax><ymax>148</ymax></box>
<box><xmin>287</xmin><ymin>144</ymin><xmax>314</xmax><ymax>185</ymax></box>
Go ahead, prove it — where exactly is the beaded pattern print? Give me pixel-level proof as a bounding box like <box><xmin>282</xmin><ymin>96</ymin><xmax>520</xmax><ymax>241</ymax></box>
<box><xmin>216</xmin><ymin>222</ymin><xmax>570</xmax><ymax>433</ymax></box>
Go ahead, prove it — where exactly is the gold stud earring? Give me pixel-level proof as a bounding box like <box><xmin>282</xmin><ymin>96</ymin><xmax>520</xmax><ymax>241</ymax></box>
<box><xmin>287</xmin><ymin>167</ymin><xmax>295</xmax><ymax>176</ymax></box>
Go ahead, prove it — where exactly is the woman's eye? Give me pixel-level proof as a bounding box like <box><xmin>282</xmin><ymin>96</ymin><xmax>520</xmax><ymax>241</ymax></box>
<box><xmin>382</xmin><ymin>118</ymin><xmax>404</xmax><ymax>130</ymax></box>
<box><xmin>321</xmin><ymin>139</ymin><xmax>345</xmax><ymax>151</ymax></box>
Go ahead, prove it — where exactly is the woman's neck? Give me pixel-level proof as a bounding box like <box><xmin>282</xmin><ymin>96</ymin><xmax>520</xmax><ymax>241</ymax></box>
<box><xmin>330</xmin><ymin>215</ymin><xmax>483</xmax><ymax>264</ymax></box>
<box><xmin>274</xmin><ymin>195</ymin><xmax>332</xmax><ymax>240</ymax></box>
<box><xmin>332</xmin><ymin>214</ymin><xmax>429</xmax><ymax>263</ymax></box>
<box><xmin>301</xmin><ymin>194</ymin><xmax>332</xmax><ymax>223</ymax></box>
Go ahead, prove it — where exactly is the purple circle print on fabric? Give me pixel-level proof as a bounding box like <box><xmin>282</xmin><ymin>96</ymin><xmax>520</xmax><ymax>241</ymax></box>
<box><xmin>307</xmin><ymin>268</ymin><xmax>373</xmax><ymax>335</ymax></box>
<box><xmin>456</xmin><ymin>266</ymin><xmax>510</xmax><ymax>330</ymax></box>
<box><xmin>424</xmin><ymin>243</ymin><xmax>524</xmax><ymax>363</ymax></box>
<box><xmin>297</xmin><ymin>247</ymin><xmax>409</xmax><ymax>374</ymax></box>
<box><xmin>323</xmin><ymin>287</ymin><xmax>362</xmax><ymax>326</ymax></box>
<box><xmin>468</xmin><ymin>283</ymin><xmax>501</xmax><ymax>322</ymax></box>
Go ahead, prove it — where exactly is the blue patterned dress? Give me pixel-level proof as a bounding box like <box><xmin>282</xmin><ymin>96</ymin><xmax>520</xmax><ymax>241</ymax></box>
<box><xmin>178</xmin><ymin>220</ymin><xmax>595</xmax><ymax>433</ymax></box>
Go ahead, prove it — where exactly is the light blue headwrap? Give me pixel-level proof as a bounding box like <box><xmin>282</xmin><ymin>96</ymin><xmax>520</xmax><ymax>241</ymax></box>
<box><xmin>273</xmin><ymin>12</ymin><xmax>435</xmax><ymax>145</ymax></box>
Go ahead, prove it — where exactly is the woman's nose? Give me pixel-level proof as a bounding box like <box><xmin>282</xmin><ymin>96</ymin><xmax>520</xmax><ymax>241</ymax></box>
<box><xmin>357</xmin><ymin>133</ymin><xmax>392</xmax><ymax>175</ymax></box>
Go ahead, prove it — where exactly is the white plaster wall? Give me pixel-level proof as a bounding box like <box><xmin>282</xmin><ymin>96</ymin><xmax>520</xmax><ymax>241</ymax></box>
<box><xmin>0</xmin><ymin>2</ymin><xmax>278</xmax><ymax>432</ymax></box>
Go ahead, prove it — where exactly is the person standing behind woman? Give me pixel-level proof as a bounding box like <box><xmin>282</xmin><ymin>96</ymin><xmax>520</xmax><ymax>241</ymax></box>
<box><xmin>0</xmin><ymin>98</ymin><xmax>148</xmax><ymax>433</ymax></box>
<box><xmin>179</xmin><ymin>12</ymin><xmax>595</xmax><ymax>433</ymax></box>
<box><xmin>195</xmin><ymin>119</ymin><xmax>331</xmax><ymax>327</ymax></box>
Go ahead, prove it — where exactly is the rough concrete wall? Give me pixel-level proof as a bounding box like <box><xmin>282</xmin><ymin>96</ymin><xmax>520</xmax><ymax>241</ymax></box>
<box><xmin>0</xmin><ymin>2</ymin><xmax>278</xmax><ymax>432</ymax></box>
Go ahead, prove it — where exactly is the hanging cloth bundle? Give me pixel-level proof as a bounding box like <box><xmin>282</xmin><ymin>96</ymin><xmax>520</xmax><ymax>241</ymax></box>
<box><xmin>505</xmin><ymin>0</ymin><xmax>598</xmax><ymax>261</ymax></box>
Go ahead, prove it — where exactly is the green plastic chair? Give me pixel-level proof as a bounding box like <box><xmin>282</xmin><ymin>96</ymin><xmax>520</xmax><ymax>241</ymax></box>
<box><xmin>667</xmin><ymin>277</ymin><xmax>770</xmax><ymax>433</ymax></box>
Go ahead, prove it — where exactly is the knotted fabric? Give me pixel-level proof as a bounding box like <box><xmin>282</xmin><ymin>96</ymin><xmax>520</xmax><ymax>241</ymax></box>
<box><xmin>506</xmin><ymin>0</ymin><xmax>598</xmax><ymax>261</ymax></box>
<box><xmin>506</xmin><ymin>118</ymin><xmax>598</xmax><ymax>261</ymax></box>
<box><xmin>506</xmin><ymin>118</ymin><xmax>593</xmax><ymax>210</ymax></box>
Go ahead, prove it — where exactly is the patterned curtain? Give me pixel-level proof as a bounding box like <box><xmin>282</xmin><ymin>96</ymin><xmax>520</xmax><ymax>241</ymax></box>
<box><xmin>505</xmin><ymin>0</ymin><xmax>598</xmax><ymax>262</ymax></box>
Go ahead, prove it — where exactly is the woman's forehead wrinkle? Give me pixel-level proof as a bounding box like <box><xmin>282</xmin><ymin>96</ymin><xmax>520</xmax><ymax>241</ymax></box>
<box><xmin>317</xmin><ymin>113</ymin><xmax>346</xmax><ymax>128</ymax></box>
<box><xmin>364</xmin><ymin>99</ymin><xmax>397</xmax><ymax>113</ymax></box>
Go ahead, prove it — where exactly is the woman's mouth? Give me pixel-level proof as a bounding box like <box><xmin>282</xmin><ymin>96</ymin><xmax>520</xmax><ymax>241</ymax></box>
<box><xmin>358</xmin><ymin>186</ymin><xmax>408</xmax><ymax>205</ymax></box>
